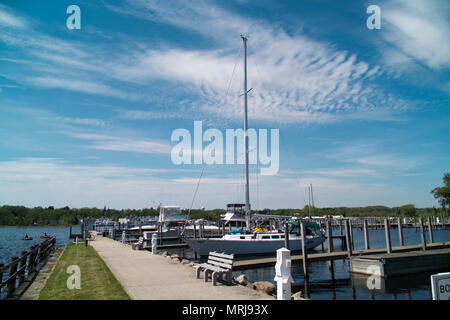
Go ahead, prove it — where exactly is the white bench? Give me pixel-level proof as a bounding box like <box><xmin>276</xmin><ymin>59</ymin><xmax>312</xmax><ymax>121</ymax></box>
<box><xmin>195</xmin><ymin>252</ymin><xmax>234</xmax><ymax>286</ymax></box>
<box><xmin>131</xmin><ymin>237</ymin><xmax>144</xmax><ymax>250</ymax></box>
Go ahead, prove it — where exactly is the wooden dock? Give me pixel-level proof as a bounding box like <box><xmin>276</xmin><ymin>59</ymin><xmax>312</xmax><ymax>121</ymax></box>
<box><xmin>69</xmin><ymin>225</ymin><xmax>84</xmax><ymax>239</ymax></box>
<box><xmin>233</xmin><ymin>241</ymin><xmax>450</xmax><ymax>270</ymax></box>
<box><xmin>350</xmin><ymin>247</ymin><xmax>450</xmax><ymax>278</ymax></box>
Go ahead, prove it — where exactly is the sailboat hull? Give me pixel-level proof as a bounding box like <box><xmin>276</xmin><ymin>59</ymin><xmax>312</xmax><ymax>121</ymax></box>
<box><xmin>184</xmin><ymin>235</ymin><xmax>325</xmax><ymax>257</ymax></box>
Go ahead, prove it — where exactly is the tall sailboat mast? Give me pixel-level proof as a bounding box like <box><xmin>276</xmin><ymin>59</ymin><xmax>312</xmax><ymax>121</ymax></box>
<box><xmin>242</xmin><ymin>35</ymin><xmax>251</xmax><ymax>229</ymax></box>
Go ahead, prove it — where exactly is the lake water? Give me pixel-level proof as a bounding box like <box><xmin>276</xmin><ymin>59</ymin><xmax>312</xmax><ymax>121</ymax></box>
<box><xmin>0</xmin><ymin>225</ymin><xmax>80</xmax><ymax>265</ymax></box>
<box><xmin>167</xmin><ymin>226</ymin><xmax>450</xmax><ymax>300</ymax></box>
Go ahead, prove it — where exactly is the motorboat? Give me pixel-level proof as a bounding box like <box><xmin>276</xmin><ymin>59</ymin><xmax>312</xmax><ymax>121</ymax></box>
<box><xmin>142</xmin><ymin>206</ymin><xmax>187</xmax><ymax>241</ymax></box>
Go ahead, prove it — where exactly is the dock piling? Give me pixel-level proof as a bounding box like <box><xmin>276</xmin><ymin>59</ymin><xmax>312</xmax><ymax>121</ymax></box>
<box><xmin>344</xmin><ymin>220</ymin><xmax>352</xmax><ymax>258</ymax></box>
<box><xmin>300</xmin><ymin>221</ymin><xmax>308</xmax><ymax>279</ymax></box>
<box><xmin>398</xmin><ymin>217</ymin><xmax>404</xmax><ymax>246</ymax></box>
<box><xmin>363</xmin><ymin>219</ymin><xmax>370</xmax><ymax>250</ymax></box>
<box><xmin>384</xmin><ymin>219</ymin><xmax>392</xmax><ymax>254</ymax></box>
<box><xmin>326</xmin><ymin>219</ymin><xmax>335</xmax><ymax>280</ymax></box>
<box><xmin>427</xmin><ymin>217</ymin><xmax>434</xmax><ymax>243</ymax></box>
<box><xmin>419</xmin><ymin>217</ymin><xmax>427</xmax><ymax>251</ymax></box>
<box><xmin>326</xmin><ymin>220</ymin><xmax>334</xmax><ymax>252</ymax></box>
<box><xmin>284</xmin><ymin>223</ymin><xmax>290</xmax><ymax>250</ymax></box>
<box><xmin>349</xmin><ymin>220</ymin><xmax>354</xmax><ymax>251</ymax></box>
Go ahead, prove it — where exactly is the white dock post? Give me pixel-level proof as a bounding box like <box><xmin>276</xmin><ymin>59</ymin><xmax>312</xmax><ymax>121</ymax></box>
<box><xmin>75</xmin><ymin>236</ymin><xmax>78</xmax><ymax>245</ymax></box>
<box><xmin>121</xmin><ymin>231</ymin><xmax>126</xmax><ymax>244</ymax></box>
<box><xmin>151</xmin><ymin>233</ymin><xmax>158</xmax><ymax>255</ymax></box>
<box><xmin>274</xmin><ymin>247</ymin><xmax>293</xmax><ymax>300</ymax></box>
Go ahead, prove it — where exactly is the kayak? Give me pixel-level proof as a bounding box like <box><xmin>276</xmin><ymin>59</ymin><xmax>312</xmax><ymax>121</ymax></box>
<box><xmin>22</xmin><ymin>237</ymin><xmax>33</xmax><ymax>240</ymax></box>
<box><xmin>40</xmin><ymin>235</ymin><xmax>53</xmax><ymax>239</ymax></box>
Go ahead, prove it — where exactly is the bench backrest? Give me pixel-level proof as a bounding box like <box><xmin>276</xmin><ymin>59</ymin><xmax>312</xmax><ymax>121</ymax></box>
<box><xmin>207</xmin><ymin>251</ymin><xmax>234</xmax><ymax>270</ymax></box>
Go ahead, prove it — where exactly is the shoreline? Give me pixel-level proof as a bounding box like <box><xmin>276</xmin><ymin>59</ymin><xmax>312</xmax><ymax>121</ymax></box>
<box><xmin>19</xmin><ymin>246</ymin><xmax>65</xmax><ymax>300</ymax></box>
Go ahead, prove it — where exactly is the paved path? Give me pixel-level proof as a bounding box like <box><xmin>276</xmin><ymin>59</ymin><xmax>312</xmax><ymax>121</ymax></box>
<box><xmin>90</xmin><ymin>236</ymin><xmax>274</xmax><ymax>300</ymax></box>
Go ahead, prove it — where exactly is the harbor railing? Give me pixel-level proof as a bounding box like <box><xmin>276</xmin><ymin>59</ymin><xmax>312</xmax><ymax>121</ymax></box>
<box><xmin>0</xmin><ymin>237</ymin><xmax>56</xmax><ymax>300</ymax></box>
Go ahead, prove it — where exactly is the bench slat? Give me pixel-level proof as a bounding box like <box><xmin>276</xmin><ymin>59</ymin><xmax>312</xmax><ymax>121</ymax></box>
<box><xmin>207</xmin><ymin>259</ymin><xmax>233</xmax><ymax>270</ymax></box>
<box><xmin>206</xmin><ymin>265</ymin><xmax>227</xmax><ymax>272</ymax></box>
<box><xmin>208</xmin><ymin>256</ymin><xmax>233</xmax><ymax>265</ymax></box>
<box><xmin>210</xmin><ymin>252</ymin><xmax>234</xmax><ymax>259</ymax></box>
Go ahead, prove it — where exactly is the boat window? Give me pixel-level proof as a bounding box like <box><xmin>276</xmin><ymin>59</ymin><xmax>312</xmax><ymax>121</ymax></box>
<box><xmin>280</xmin><ymin>235</ymin><xmax>285</xmax><ymax>239</ymax></box>
<box><xmin>272</xmin><ymin>235</ymin><xmax>280</xmax><ymax>239</ymax></box>
<box><xmin>240</xmin><ymin>236</ymin><xmax>246</xmax><ymax>239</ymax></box>
<box><xmin>262</xmin><ymin>235</ymin><xmax>270</xmax><ymax>239</ymax></box>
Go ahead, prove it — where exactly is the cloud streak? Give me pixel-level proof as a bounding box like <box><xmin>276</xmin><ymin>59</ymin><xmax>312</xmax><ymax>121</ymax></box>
<box><xmin>1</xmin><ymin>1</ymin><xmax>416</xmax><ymax>124</ymax></box>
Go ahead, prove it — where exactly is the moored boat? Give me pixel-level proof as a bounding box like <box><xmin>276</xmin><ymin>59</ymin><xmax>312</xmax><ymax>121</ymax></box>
<box><xmin>185</xmin><ymin>222</ymin><xmax>325</xmax><ymax>257</ymax></box>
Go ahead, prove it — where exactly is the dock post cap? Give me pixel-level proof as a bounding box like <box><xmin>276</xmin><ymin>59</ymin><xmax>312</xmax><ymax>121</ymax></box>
<box><xmin>274</xmin><ymin>247</ymin><xmax>293</xmax><ymax>300</ymax></box>
<box><xmin>151</xmin><ymin>233</ymin><xmax>158</xmax><ymax>255</ymax></box>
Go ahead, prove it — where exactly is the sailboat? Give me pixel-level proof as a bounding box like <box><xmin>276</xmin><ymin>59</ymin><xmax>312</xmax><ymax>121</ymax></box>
<box><xmin>184</xmin><ymin>36</ymin><xmax>325</xmax><ymax>257</ymax></box>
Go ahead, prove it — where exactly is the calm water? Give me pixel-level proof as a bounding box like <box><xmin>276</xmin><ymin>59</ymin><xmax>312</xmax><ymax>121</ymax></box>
<box><xmin>0</xmin><ymin>225</ymin><xmax>80</xmax><ymax>265</ymax></box>
<box><xmin>168</xmin><ymin>226</ymin><xmax>450</xmax><ymax>300</ymax></box>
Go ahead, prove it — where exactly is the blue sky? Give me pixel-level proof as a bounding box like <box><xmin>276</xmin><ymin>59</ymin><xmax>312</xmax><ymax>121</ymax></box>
<box><xmin>0</xmin><ymin>0</ymin><xmax>449</xmax><ymax>210</ymax></box>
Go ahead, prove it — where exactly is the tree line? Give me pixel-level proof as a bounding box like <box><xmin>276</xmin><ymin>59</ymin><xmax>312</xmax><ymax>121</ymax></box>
<box><xmin>0</xmin><ymin>204</ymin><xmax>446</xmax><ymax>226</ymax></box>
<box><xmin>1</xmin><ymin>172</ymin><xmax>448</xmax><ymax>226</ymax></box>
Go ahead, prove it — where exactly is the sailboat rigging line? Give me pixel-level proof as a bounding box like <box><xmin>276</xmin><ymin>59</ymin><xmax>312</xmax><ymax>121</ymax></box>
<box><xmin>186</xmin><ymin>40</ymin><xmax>243</xmax><ymax>220</ymax></box>
<box><xmin>251</xmin><ymin>56</ymin><xmax>307</xmax><ymax>211</ymax></box>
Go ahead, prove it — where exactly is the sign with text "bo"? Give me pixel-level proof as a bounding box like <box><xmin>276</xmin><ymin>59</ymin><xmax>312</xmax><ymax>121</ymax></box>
<box><xmin>431</xmin><ymin>272</ymin><xmax>450</xmax><ymax>300</ymax></box>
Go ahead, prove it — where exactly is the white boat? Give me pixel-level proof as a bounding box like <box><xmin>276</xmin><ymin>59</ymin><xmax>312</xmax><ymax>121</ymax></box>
<box><xmin>184</xmin><ymin>36</ymin><xmax>325</xmax><ymax>257</ymax></box>
<box><xmin>185</xmin><ymin>224</ymin><xmax>325</xmax><ymax>257</ymax></box>
<box><xmin>141</xmin><ymin>206</ymin><xmax>187</xmax><ymax>240</ymax></box>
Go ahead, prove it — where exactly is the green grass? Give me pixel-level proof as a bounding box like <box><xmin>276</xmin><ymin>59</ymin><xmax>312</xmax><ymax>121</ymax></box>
<box><xmin>39</xmin><ymin>243</ymin><xmax>130</xmax><ymax>300</ymax></box>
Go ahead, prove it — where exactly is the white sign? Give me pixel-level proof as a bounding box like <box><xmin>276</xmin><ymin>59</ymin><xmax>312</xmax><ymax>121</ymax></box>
<box><xmin>431</xmin><ymin>272</ymin><xmax>450</xmax><ymax>300</ymax></box>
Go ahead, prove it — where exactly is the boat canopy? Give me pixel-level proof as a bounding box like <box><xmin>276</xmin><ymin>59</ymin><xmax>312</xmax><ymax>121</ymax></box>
<box><xmin>159</xmin><ymin>206</ymin><xmax>182</xmax><ymax>222</ymax></box>
<box><xmin>289</xmin><ymin>221</ymin><xmax>320</xmax><ymax>228</ymax></box>
<box><xmin>226</xmin><ymin>203</ymin><xmax>246</xmax><ymax>214</ymax></box>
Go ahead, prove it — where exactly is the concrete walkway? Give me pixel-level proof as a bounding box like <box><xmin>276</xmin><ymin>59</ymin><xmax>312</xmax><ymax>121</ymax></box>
<box><xmin>90</xmin><ymin>236</ymin><xmax>274</xmax><ymax>300</ymax></box>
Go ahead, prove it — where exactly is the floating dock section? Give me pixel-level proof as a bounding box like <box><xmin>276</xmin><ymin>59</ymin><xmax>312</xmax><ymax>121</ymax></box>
<box><xmin>350</xmin><ymin>248</ymin><xmax>450</xmax><ymax>278</ymax></box>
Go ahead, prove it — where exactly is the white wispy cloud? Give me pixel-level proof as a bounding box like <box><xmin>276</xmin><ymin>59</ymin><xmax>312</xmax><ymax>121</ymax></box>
<box><xmin>0</xmin><ymin>158</ymin><xmax>427</xmax><ymax>208</ymax></box>
<box><xmin>1</xmin><ymin>1</ymin><xmax>416</xmax><ymax>124</ymax></box>
<box><xmin>0</xmin><ymin>5</ymin><xmax>28</xmax><ymax>28</ymax></box>
<box><xmin>325</xmin><ymin>142</ymin><xmax>424</xmax><ymax>171</ymax></box>
<box><xmin>66</xmin><ymin>132</ymin><xmax>172</xmax><ymax>154</ymax></box>
<box><xmin>1</xmin><ymin>105</ymin><xmax>107</xmax><ymax>129</ymax></box>
<box><xmin>24</xmin><ymin>76</ymin><xmax>143</xmax><ymax>101</ymax></box>
<box><xmin>301</xmin><ymin>168</ymin><xmax>379</xmax><ymax>178</ymax></box>
<box><xmin>55</xmin><ymin>117</ymin><xmax>107</xmax><ymax>127</ymax></box>
<box><xmin>381</xmin><ymin>0</ymin><xmax>450</xmax><ymax>70</ymax></box>
<box><xmin>105</xmin><ymin>0</ymin><xmax>414</xmax><ymax>124</ymax></box>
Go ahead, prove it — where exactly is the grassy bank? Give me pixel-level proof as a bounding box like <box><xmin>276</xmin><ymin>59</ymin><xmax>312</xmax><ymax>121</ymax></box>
<box><xmin>39</xmin><ymin>242</ymin><xmax>130</xmax><ymax>300</ymax></box>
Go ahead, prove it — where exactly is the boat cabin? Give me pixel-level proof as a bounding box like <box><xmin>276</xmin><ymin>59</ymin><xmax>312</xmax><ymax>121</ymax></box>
<box><xmin>220</xmin><ymin>203</ymin><xmax>247</xmax><ymax>229</ymax></box>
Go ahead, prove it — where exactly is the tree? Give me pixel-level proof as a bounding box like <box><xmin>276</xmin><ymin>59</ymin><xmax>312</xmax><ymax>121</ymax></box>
<box><xmin>431</xmin><ymin>173</ymin><xmax>450</xmax><ymax>216</ymax></box>
<box><xmin>399</xmin><ymin>204</ymin><xmax>416</xmax><ymax>217</ymax></box>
